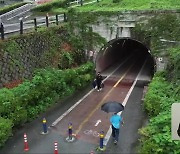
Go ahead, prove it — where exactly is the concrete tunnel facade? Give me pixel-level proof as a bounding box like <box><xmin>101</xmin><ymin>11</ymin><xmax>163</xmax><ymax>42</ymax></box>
<box><xmin>95</xmin><ymin>38</ymin><xmax>156</xmax><ymax>75</ymax></box>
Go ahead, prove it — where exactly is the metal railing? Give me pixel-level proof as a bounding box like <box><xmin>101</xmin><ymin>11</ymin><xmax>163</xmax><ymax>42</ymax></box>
<box><xmin>0</xmin><ymin>13</ymin><xmax>67</xmax><ymax>40</ymax></box>
<box><xmin>0</xmin><ymin>0</ymin><xmax>101</xmax><ymax>39</ymax></box>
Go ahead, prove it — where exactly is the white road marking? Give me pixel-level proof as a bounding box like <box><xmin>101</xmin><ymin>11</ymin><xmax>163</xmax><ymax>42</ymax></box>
<box><xmin>95</xmin><ymin>119</ymin><xmax>101</xmax><ymax>126</ymax></box>
<box><xmin>19</xmin><ymin>17</ymin><xmax>23</xmax><ymax>21</ymax></box>
<box><xmin>103</xmin><ymin>58</ymin><xmax>148</xmax><ymax>146</ymax></box>
<box><xmin>25</xmin><ymin>15</ymin><xmax>31</xmax><ymax>19</ymax></box>
<box><xmin>51</xmin><ymin>57</ymin><xmax>130</xmax><ymax>127</ymax></box>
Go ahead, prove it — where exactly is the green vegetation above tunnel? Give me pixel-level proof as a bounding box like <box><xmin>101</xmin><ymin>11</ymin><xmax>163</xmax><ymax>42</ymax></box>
<box><xmin>32</xmin><ymin>0</ymin><xmax>180</xmax><ymax>14</ymax></box>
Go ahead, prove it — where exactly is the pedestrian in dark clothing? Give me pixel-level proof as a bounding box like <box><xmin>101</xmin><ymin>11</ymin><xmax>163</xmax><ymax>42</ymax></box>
<box><xmin>110</xmin><ymin>113</ymin><xmax>124</xmax><ymax>144</ymax></box>
<box><xmin>96</xmin><ymin>72</ymin><xmax>103</xmax><ymax>91</ymax></box>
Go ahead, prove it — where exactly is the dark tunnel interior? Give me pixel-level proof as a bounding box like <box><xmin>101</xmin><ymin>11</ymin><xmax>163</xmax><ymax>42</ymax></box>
<box><xmin>96</xmin><ymin>38</ymin><xmax>156</xmax><ymax>76</ymax></box>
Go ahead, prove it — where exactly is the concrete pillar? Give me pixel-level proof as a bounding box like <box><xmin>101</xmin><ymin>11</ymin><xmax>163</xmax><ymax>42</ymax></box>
<box><xmin>117</xmin><ymin>20</ymin><xmax>135</xmax><ymax>38</ymax></box>
<box><xmin>121</xmin><ymin>27</ymin><xmax>131</xmax><ymax>37</ymax></box>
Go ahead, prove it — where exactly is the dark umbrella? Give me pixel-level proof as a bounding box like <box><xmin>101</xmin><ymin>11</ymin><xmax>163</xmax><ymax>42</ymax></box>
<box><xmin>101</xmin><ymin>101</ymin><xmax>124</xmax><ymax>113</ymax></box>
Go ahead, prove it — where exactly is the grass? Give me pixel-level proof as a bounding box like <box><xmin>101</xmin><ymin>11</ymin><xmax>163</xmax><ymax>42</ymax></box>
<box><xmin>52</xmin><ymin>0</ymin><xmax>180</xmax><ymax>13</ymax></box>
<box><xmin>52</xmin><ymin>7</ymin><xmax>67</xmax><ymax>14</ymax></box>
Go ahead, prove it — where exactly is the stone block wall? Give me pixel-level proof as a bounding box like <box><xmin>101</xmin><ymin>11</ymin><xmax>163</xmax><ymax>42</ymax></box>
<box><xmin>0</xmin><ymin>33</ymin><xmax>51</xmax><ymax>88</ymax></box>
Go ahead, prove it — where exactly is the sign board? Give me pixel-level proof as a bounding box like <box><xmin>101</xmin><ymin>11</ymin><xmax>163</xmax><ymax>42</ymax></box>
<box><xmin>172</xmin><ymin>103</ymin><xmax>180</xmax><ymax>140</ymax></box>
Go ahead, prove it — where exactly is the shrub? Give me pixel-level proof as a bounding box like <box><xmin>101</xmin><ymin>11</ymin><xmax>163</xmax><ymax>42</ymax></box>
<box><xmin>166</xmin><ymin>47</ymin><xmax>180</xmax><ymax>85</ymax></box>
<box><xmin>139</xmin><ymin>111</ymin><xmax>180</xmax><ymax>153</ymax></box>
<box><xmin>0</xmin><ymin>88</ymin><xmax>28</xmax><ymax>126</ymax></box>
<box><xmin>144</xmin><ymin>75</ymin><xmax>175</xmax><ymax>117</ymax></box>
<box><xmin>112</xmin><ymin>0</ymin><xmax>121</xmax><ymax>3</ymax></box>
<box><xmin>139</xmin><ymin>50</ymin><xmax>180</xmax><ymax>153</ymax></box>
<box><xmin>32</xmin><ymin>0</ymin><xmax>69</xmax><ymax>12</ymax></box>
<box><xmin>0</xmin><ymin>118</ymin><xmax>13</xmax><ymax>147</ymax></box>
<box><xmin>0</xmin><ymin>62</ymin><xmax>94</xmax><ymax>147</ymax></box>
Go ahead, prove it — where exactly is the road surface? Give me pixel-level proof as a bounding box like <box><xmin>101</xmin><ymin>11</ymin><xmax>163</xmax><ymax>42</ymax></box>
<box><xmin>0</xmin><ymin>54</ymin><xmax>150</xmax><ymax>153</ymax></box>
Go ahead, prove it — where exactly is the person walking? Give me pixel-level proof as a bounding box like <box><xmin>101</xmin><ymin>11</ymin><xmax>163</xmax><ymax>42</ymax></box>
<box><xmin>96</xmin><ymin>72</ymin><xmax>103</xmax><ymax>91</ymax></box>
<box><xmin>110</xmin><ymin>112</ymin><xmax>124</xmax><ymax>144</ymax></box>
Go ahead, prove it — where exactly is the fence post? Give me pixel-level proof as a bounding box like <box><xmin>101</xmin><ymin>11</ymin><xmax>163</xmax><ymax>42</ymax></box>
<box><xmin>63</xmin><ymin>13</ymin><xmax>67</xmax><ymax>22</ymax></box>
<box><xmin>20</xmin><ymin>20</ymin><xmax>23</xmax><ymax>34</ymax></box>
<box><xmin>0</xmin><ymin>23</ymin><xmax>4</xmax><ymax>40</ymax></box>
<box><xmin>46</xmin><ymin>15</ymin><xmax>49</xmax><ymax>27</ymax></box>
<box><xmin>80</xmin><ymin>0</ymin><xmax>83</xmax><ymax>6</ymax></box>
<box><xmin>34</xmin><ymin>18</ymin><xmax>37</xmax><ymax>31</ymax></box>
<box><xmin>56</xmin><ymin>15</ymin><xmax>58</xmax><ymax>25</ymax></box>
<box><xmin>116</xmin><ymin>27</ymin><xmax>119</xmax><ymax>38</ymax></box>
<box><xmin>97</xmin><ymin>131</ymin><xmax>106</xmax><ymax>151</ymax></box>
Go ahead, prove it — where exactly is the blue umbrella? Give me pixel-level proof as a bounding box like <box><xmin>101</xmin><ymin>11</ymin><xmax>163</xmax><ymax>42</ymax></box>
<box><xmin>101</xmin><ymin>101</ymin><xmax>124</xmax><ymax>113</ymax></box>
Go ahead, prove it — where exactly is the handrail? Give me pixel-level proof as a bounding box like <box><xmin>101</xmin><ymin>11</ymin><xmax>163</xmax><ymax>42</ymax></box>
<box><xmin>0</xmin><ymin>13</ymin><xmax>65</xmax><ymax>39</ymax></box>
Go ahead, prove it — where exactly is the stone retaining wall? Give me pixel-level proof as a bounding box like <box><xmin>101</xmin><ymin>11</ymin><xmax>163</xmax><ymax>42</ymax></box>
<box><xmin>0</xmin><ymin>33</ymin><xmax>50</xmax><ymax>88</ymax></box>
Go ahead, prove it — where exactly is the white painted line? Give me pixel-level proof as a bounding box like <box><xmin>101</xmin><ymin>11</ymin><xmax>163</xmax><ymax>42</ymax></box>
<box><xmin>51</xmin><ymin>89</ymin><xmax>94</xmax><ymax>126</ymax></box>
<box><xmin>7</xmin><ymin>9</ymin><xmax>30</xmax><ymax>20</ymax></box>
<box><xmin>51</xmin><ymin>57</ymin><xmax>130</xmax><ymax>127</ymax></box>
<box><xmin>103</xmin><ymin>58</ymin><xmax>148</xmax><ymax>146</ymax></box>
<box><xmin>95</xmin><ymin>119</ymin><xmax>101</xmax><ymax>127</ymax></box>
<box><xmin>25</xmin><ymin>15</ymin><xmax>31</xmax><ymax>19</ymax></box>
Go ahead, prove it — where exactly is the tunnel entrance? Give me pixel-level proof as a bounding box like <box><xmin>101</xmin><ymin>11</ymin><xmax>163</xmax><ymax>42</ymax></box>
<box><xmin>96</xmin><ymin>38</ymin><xmax>156</xmax><ymax>78</ymax></box>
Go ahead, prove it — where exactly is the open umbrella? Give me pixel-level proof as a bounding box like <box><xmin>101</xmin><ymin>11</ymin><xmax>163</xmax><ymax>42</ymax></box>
<box><xmin>101</xmin><ymin>101</ymin><xmax>124</xmax><ymax>113</ymax></box>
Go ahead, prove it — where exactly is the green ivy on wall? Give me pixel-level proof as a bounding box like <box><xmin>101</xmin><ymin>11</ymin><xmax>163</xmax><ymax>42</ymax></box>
<box><xmin>132</xmin><ymin>14</ymin><xmax>180</xmax><ymax>56</ymax></box>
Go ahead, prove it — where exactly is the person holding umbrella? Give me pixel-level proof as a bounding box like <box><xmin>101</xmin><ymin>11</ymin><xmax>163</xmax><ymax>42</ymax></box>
<box><xmin>101</xmin><ymin>101</ymin><xmax>124</xmax><ymax>145</ymax></box>
<box><xmin>110</xmin><ymin>112</ymin><xmax>124</xmax><ymax>144</ymax></box>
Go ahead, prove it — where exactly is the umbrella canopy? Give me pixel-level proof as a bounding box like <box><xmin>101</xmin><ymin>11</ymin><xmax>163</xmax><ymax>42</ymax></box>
<box><xmin>101</xmin><ymin>101</ymin><xmax>124</xmax><ymax>113</ymax></box>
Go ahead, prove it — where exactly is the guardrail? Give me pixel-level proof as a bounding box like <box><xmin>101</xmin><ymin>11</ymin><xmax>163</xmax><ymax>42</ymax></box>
<box><xmin>0</xmin><ymin>0</ymin><xmax>101</xmax><ymax>39</ymax></box>
<box><xmin>0</xmin><ymin>13</ymin><xmax>67</xmax><ymax>40</ymax></box>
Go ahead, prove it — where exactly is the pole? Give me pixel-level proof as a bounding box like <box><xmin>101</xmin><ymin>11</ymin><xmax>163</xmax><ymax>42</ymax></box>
<box><xmin>99</xmin><ymin>131</ymin><xmax>104</xmax><ymax>150</ymax></box>
<box><xmin>46</xmin><ymin>15</ymin><xmax>49</xmax><ymax>27</ymax></box>
<box><xmin>34</xmin><ymin>18</ymin><xmax>37</xmax><ymax>31</ymax></box>
<box><xmin>54</xmin><ymin>141</ymin><xmax>58</xmax><ymax>154</ymax></box>
<box><xmin>64</xmin><ymin>13</ymin><xmax>67</xmax><ymax>22</ymax></box>
<box><xmin>0</xmin><ymin>23</ymin><xmax>4</xmax><ymax>40</ymax></box>
<box><xmin>116</xmin><ymin>27</ymin><xmax>119</xmax><ymax>38</ymax></box>
<box><xmin>24</xmin><ymin>133</ymin><xmax>29</xmax><ymax>151</ymax></box>
<box><xmin>90</xmin><ymin>150</ymin><xmax>94</xmax><ymax>154</ymax></box>
<box><xmin>68</xmin><ymin>123</ymin><xmax>72</xmax><ymax>140</ymax></box>
<box><xmin>20</xmin><ymin>20</ymin><xmax>23</xmax><ymax>34</ymax></box>
<box><xmin>80</xmin><ymin>0</ymin><xmax>83</xmax><ymax>6</ymax></box>
<box><xmin>42</xmin><ymin>118</ymin><xmax>48</xmax><ymax>134</ymax></box>
<box><xmin>56</xmin><ymin>15</ymin><xmax>58</xmax><ymax>25</ymax></box>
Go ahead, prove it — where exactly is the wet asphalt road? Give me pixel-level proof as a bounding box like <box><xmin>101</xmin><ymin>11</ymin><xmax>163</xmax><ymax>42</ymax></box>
<box><xmin>0</xmin><ymin>56</ymin><xmax>150</xmax><ymax>154</ymax></box>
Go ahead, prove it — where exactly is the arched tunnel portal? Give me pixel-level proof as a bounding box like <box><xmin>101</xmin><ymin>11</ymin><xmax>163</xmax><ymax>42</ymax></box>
<box><xmin>96</xmin><ymin>38</ymin><xmax>156</xmax><ymax>80</ymax></box>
